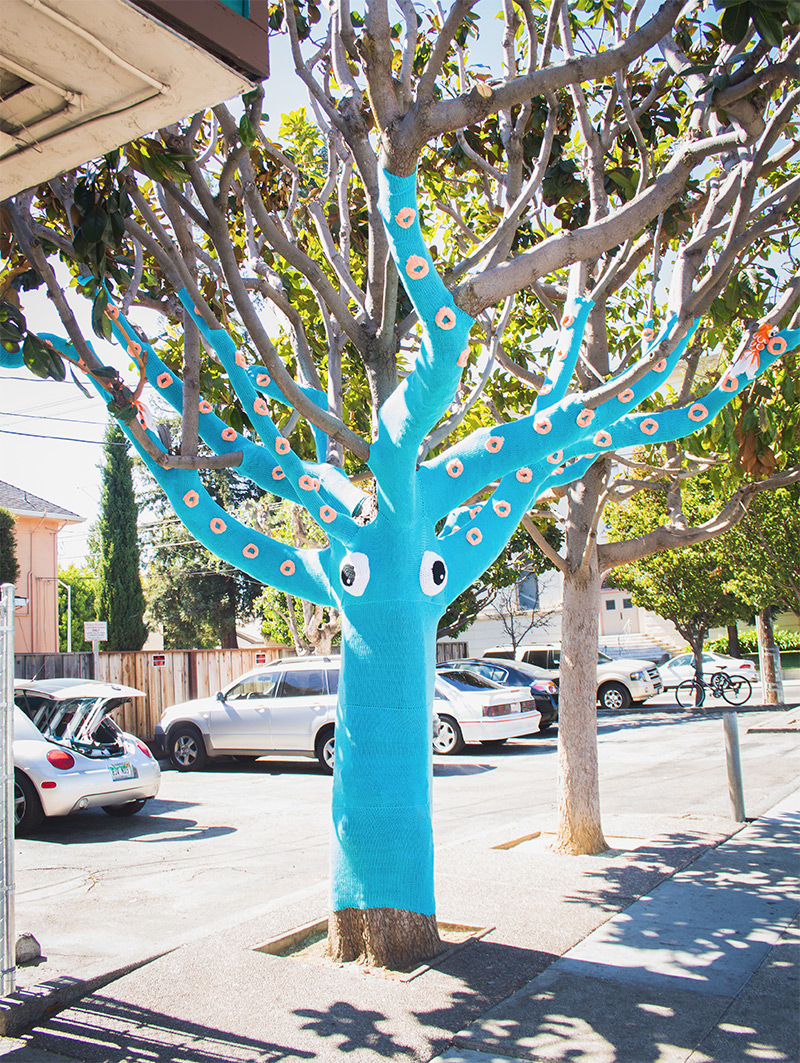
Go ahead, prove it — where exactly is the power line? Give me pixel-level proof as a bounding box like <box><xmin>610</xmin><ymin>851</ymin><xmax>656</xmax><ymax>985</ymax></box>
<box><xmin>0</xmin><ymin>410</ymin><xmax>106</xmax><ymax>427</ymax></box>
<box><xmin>0</xmin><ymin>428</ymin><xmax>125</xmax><ymax>446</ymax></box>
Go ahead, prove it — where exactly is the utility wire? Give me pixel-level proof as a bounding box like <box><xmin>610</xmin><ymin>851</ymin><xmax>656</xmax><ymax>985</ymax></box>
<box><xmin>0</xmin><ymin>428</ymin><xmax>126</xmax><ymax>445</ymax></box>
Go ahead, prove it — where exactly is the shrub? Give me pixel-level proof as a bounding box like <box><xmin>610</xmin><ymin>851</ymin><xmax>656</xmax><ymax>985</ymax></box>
<box><xmin>706</xmin><ymin>629</ymin><xmax>800</xmax><ymax>654</ymax></box>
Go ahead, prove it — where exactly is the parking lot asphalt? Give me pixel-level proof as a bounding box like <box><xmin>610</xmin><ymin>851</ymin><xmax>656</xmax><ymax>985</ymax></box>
<box><xmin>0</xmin><ymin>696</ymin><xmax>797</xmax><ymax>1061</ymax></box>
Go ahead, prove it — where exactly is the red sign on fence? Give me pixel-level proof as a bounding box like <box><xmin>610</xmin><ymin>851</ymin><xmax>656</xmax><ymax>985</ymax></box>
<box><xmin>152</xmin><ymin>654</ymin><xmax>166</xmax><ymax>667</ymax></box>
<box><xmin>255</xmin><ymin>652</ymin><xmax>267</xmax><ymax>665</ymax></box>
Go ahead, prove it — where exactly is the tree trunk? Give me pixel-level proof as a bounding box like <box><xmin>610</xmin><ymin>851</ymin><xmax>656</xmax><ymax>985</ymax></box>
<box><xmin>556</xmin><ymin>565</ymin><xmax>608</xmax><ymax>854</ymax></box>
<box><xmin>727</xmin><ymin>624</ymin><xmax>741</xmax><ymax>658</ymax></box>
<box><xmin>689</xmin><ymin>632</ymin><xmax>705</xmax><ymax>709</ymax></box>
<box><xmin>327</xmin><ymin>602</ymin><xmax>442</xmax><ymax>968</ymax></box>
<box><xmin>756</xmin><ymin>608</ymin><xmax>784</xmax><ymax>705</ymax></box>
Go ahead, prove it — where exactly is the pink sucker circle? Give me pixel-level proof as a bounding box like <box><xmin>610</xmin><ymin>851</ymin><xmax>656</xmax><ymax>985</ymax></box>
<box><xmin>547</xmin><ymin>450</ymin><xmax>563</xmax><ymax>464</ymax></box>
<box><xmin>534</xmin><ymin>417</ymin><xmax>552</xmax><ymax>435</ymax></box>
<box><xmin>280</xmin><ymin>560</ymin><xmax>295</xmax><ymax>576</ymax></box>
<box><xmin>466</xmin><ymin>528</ymin><xmax>483</xmax><ymax>545</ymax></box>
<box><xmin>235</xmin><ymin>351</ymin><xmax>247</xmax><ymax>368</ymax></box>
<box><xmin>242</xmin><ymin>544</ymin><xmax>259</xmax><ymax>559</ymax></box>
<box><xmin>654</xmin><ymin>359</ymin><xmax>667</xmax><ymax>372</ymax></box>
<box><xmin>210</xmin><ymin>517</ymin><xmax>226</xmax><ymax>535</ymax></box>
<box><xmin>272</xmin><ymin>467</ymin><xmax>286</xmax><ymax>481</ymax></box>
<box><xmin>105</xmin><ymin>305</ymin><xmax>119</xmax><ymax>320</ymax></box>
<box><xmin>406</xmin><ymin>255</ymin><xmax>429</xmax><ymax>280</ymax></box>
<box><xmin>395</xmin><ymin>207</ymin><xmax>416</xmax><ymax>229</ymax></box>
<box><xmin>156</xmin><ymin>373</ymin><xmax>171</xmax><ymax>389</ymax></box>
<box><xmin>198</xmin><ymin>400</ymin><xmax>213</xmax><ymax>414</ymax></box>
<box><xmin>298</xmin><ymin>475</ymin><xmax>318</xmax><ymax>492</ymax></box>
<box><xmin>619</xmin><ymin>388</ymin><xmax>635</xmax><ymax>403</ymax></box>
<box><xmin>447</xmin><ymin>459</ymin><xmax>463</xmax><ymax>478</ymax></box>
<box><xmin>128</xmin><ymin>342</ymin><xmax>142</xmax><ymax>358</ymax></box>
<box><xmin>642</xmin><ymin>327</ymin><xmax>655</xmax><ymax>341</ymax></box>
<box><xmin>576</xmin><ymin>408</ymin><xmax>594</xmax><ymax>427</ymax></box>
<box><xmin>253</xmin><ymin>398</ymin><xmax>268</xmax><ymax>416</ymax></box>
<box><xmin>493</xmin><ymin>499</ymin><xmax>511</xmax><ymax>518</ymax></box>
<box><xmin>562</xmin><ymin>315</ymin><xmax>575</xmax><ymax>328</ymax></box>
<box><xmin>221</xmin><ymin>427</ymin><xmax>237</xmax><ymax>441</ymax></box>
<box><xmin>594</xmin><ymin>430</ymin><xmax>612</xmax><ymax>447</ymax></box>
<box><xmin>256</xmin><ymin>373</ymin><xmax>271</xmax><ymax>386</ymax></box>
<box><xmin>721</xmin><ymin>374</ymin><xmax>738</xmax><ymax>392</ymax></box>
<box><xmin>688</xmin><ymin>403</ymin><xmax>708</xmax><ymax>422</ymax></box>
<box><xmin>640</xmin><ymin>418</ymin><xmax>659</xmax><ymax>435</ymax></box>
<box><xmin>319</xmin><ymin>505</ymin><xmax>336</xmax><ymax>524</ymax></box>
<box><xmin>183</xmin><ymin>490</ymin><xmax>199</xmax><ymax>508</ymax></box>
<box><xmin>516</xmin><ymin>467</ymin><xmax>532</xmax><ymax>483</ymax></box>
<box><xmin>767</xmin><ymin>336</ymin><xmax>787</xmax><ymax>355</ymax></box>
<box><xmin>457</xmin><ymin>348</ymin><xmax>470</xmax><ymax>367</ymax></box>
<box><xmin>486</xmin><ymin>436</ymin><xmax>504</xmax><ymax>453</ymax></box>
<box><xmin>435</xmin><ymin>307</ymin><xmax>457</xmax><ymax>331</ymax></box>
<box><xmin>275</xmin><ymin>438</ymin><xmax>290</xmax><ymax>454</ymax></box>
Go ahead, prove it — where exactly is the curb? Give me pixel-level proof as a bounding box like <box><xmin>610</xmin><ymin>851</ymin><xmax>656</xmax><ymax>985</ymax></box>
<box><xmin>0</xmin><ymin>948</ymin><xmax>174</xmax><ymax>1037</ymax></box>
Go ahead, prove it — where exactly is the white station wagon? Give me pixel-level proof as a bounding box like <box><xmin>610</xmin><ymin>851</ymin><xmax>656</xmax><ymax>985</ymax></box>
<box><xmin>154</xmin><ymin>656</ymin><xmax>540</xmax><ymax>771</ymax></box>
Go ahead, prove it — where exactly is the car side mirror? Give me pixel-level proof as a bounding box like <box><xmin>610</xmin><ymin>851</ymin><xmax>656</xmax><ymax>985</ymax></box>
<box><xmin>216</xmin><ymin>690</ymin><xmax>226</xmax><ymax>702</ymax></box>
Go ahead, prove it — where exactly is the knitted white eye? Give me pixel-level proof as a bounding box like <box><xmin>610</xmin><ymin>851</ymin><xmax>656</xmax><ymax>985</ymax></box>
<box><xmin>420</xmin><ymin>551</ymin><xmax>448</xmax><ymax>596</ymax></box>
<box><xmin>339</xmin><ymin>553</ymin><xmax>370</xmax><ymax>596</ymax></box>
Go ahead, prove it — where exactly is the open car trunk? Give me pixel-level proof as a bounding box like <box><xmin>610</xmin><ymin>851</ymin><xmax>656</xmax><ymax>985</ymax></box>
<box><xmin>15</xmin><ymin>683</ymin><xmax>145</xmax><ymax>758</ymax></box>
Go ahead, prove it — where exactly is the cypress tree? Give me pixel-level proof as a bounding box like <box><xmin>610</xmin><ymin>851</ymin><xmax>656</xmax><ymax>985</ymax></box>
<box><xmin>0</xmin><ymin>507</ymin><xmax>19</xmax><ymax>586</ymax></box>
<box><xmin>97</xmin><ymin>421</ymin><xmax>147</xmax><ymax>649</ymax></box>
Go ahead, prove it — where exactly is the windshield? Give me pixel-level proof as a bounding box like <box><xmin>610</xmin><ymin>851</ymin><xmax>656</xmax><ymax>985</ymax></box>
<box><xmin>439</xmin><ymin>670</ymin><xmax>498</xmax><ymax>691</ymax></box>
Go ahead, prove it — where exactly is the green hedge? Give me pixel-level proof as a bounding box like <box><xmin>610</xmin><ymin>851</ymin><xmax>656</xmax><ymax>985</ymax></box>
<box><xmin>706</xmin><ymin>629</ymin><xmax>800</xmax><ymax>654</ymax></box>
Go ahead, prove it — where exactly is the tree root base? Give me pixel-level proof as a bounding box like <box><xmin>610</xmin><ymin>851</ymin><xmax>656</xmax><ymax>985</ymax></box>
<box><xmin>327</xmin><ymin>907</ymin><xmax>442</xmax><ymax>970</ymax></box>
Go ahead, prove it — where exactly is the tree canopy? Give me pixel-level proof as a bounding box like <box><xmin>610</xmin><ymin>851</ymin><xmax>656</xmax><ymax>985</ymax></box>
<box><xmin>2</xmin><ymin>0</ymin><xmax>800</xmax><ymax>968</ymax></box>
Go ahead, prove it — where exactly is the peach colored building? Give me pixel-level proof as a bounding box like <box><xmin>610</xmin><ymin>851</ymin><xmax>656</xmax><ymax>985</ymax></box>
<box><xmin>1</xmin><ymin>480</ymin><xmax>82</xmax><ymax>653</ymax></box>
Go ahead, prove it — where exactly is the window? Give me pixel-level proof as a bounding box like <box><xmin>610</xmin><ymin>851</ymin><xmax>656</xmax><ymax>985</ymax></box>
<box><xmin>623</xmin><ymin>599</ymin><xmax>633</xmax><ymax>609</ymax></box>
<box><xmin>227</xmin><ymin>674</ymin><xmax>280</xmax><ymax>699</ymax></box>
<box><xmin>281</xmin><ymin>669</ymin><xmax>327</xmax><ymax>698</ymax></box>
<box><xmin>439</xmin><ymin>671</ymin><xmax>495</xmax><ymax>691</ymax></box>
<box><xmin>605</xmin><ymin>599</ymin><xmax>616</xmax><ymax>610</ymax></box>
<box><xmin>326</xmin><ymin>670</ymin><xmax>339</xmax><ymax>695</ymax></box>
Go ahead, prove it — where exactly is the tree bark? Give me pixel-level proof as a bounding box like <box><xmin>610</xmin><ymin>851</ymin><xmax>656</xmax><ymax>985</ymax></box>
<box><xmin>727</xmin><ymin>624</ymin><xmax>742</xmax><ymax>658</ymax></box>
<box><xmin>756</xmin><ymin>608</ymin><xmax>784</xmax><ymax>705</ymax></box>
<box><xmin>328</xmin><ymin>908</ymin><xmax>441</xmax><ymax>968</ymax></box>
<box><xmin>555</xmin><ymin>467</ymin><xmax>608</xmax><ymax>855</ymax></box>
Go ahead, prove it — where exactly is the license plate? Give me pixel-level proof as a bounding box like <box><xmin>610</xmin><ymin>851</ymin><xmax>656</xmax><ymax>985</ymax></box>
<box><xmin>109</xmin><ymin>762</ymin><xmax>137</xmax><ymax>781</ymax></box>
<box><xmin>510</xmin><ymin>702</ymin><xmax>520</xmax><ymax>713</ymax></box>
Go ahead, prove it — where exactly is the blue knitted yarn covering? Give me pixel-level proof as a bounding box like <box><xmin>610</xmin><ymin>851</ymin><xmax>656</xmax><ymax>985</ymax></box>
<box><xmin>4</xmin><ymin>167</ymin><xmax>799</xmax><ymax>922</ymax></box>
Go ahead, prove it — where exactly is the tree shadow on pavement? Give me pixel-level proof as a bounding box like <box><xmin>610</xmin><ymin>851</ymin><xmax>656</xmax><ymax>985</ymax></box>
<box><xmin>10</xmin><ymin>994</ymin><xmax>317</xmax><ymax>1062</ymax></box>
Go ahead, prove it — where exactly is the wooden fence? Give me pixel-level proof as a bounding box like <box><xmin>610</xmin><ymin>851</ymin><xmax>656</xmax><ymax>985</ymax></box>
<box><xmin>16</xmin><ymin>646</ymin><xmax>289</xmax><ymax>740</ymax></box>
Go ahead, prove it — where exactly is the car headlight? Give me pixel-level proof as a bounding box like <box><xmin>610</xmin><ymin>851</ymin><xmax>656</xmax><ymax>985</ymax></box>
<box><xmin>630</xmin><ymin>670</ymin><xmax>647</xmax><ymax>681</ymax></box>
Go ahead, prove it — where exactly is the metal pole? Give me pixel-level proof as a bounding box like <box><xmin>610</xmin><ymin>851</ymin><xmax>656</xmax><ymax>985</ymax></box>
<box><xmin>723</xmin><ymin>711</ymin><xmax>746</xmax><ymax>823</ymax></box>
<box><xmin>0</xmin><ymin>584</ymin><xmax>16</xmax><ymax>995</ymax></box>
<box><xmin>57</xmin><ymin>580</ymin><xmax>72</xmax><ymax>655</ymax></box>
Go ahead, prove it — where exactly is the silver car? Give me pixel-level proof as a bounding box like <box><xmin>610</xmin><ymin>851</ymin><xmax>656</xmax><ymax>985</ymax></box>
<box><xmin>13</xmin><ymin>679</ymin><xmax>161</xmax><ymax>834</ymax></box>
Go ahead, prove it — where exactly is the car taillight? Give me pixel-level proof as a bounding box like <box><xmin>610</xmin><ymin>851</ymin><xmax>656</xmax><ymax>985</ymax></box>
<box><xmin>135</xmin><ymin>740</ymin><xmax>153</xmax><ymax>759</ymax></box>
<box><xmin>483</xmin><ymin>705</ymin><xmax>512</xmax><ymax>717</ymax></box>
<box><xmin>47</xmin><ymin>749</ymin><xmax>75</xmax><ymax>770</ymax></box>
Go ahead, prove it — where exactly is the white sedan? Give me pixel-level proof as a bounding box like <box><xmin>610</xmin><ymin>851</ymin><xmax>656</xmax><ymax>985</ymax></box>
<box><xmin>13</xmin><ymin>679</ymin><xmax>161</xmax><ymax>834</ymax></box>
<box><xmin>433</xmin><ymin>670</ymin><xmax>541</xmax><ymax>754</ymax></box>
<box><xmin>658</xmin><ymin>652</ymin><xmax>758</xmax><ymax>689</ymax></box>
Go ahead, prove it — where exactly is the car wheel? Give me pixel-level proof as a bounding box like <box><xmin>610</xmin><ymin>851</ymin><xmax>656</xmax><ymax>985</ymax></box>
<box><xmin>598</xmin><ymin>682</ymin><xmax>631</xmax><ymax>711</ymax></box>
<box><xmin>315</xmin><ymin>726</ymin><xmax>335</xmax><ymax>774</ymax></box>
<box><xmin>102</xmin><ymin>799</ymin><xmax>147</xmax><ymax>817</ymax></box>
<box><xmin>432</xmin><ymin>715</ymin><xmax>465</xmax><ymax>755</ymax></box>
<box><xmin>167</xmin><ymin>725</ymin><xmax>208</xmax><ymax>771</ymax></box>
<box><xmin>14</xmin><ymin>770</ymin><xmax>44</xmax><ymax>835</ymax></box>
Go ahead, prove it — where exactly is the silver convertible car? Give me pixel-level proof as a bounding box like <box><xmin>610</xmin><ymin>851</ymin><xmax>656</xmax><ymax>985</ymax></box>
<box><xmin>13</xmin><ymin>679</ymin><xmax>161</xmax><ymax>834</ymax></box>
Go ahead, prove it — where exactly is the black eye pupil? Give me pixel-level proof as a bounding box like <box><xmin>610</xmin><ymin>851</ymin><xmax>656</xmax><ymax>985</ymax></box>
<box><xmin>341</xmin><ymin>564</ymin><xmax>356</xmax><ymax>586</ymax></box>
<box><xmin>432</xmin><ymin>560</ymin><xmax>446</xmax><ymax>585</ymax></box>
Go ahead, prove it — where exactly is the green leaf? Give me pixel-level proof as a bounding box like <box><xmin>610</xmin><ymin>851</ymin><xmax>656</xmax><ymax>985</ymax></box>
<box><xmin>720</xmin><ymin>2</ymin><xmax>751</xmax><ymax>42</ymax></box>
<box><xmin>22</xmin><ymin>333</ymin><xmax>66</xmax><ymax>381</ymax></box>
<box><xmin>107</xmin><ymin>401</ymin><xmax>136</xmax><ymax>424</ymax></box>
<box><xmin>752</xmin><ymin>6</ymin><xmax>785</xmax><ymax>45</ymax></box>
<box><xmin>92</xmin><ymin>365</ymin><xmax>119</xmax><ymax>381</ymax></box>
<box><xmin>239</xmin><ymin>114</ymin><xmax>257</xmax><ymax>147</ymax></box>
<box><xmin>92</xmin><ymin>290</ymin><xmax>112</xmax><ymax>340</ymax></box>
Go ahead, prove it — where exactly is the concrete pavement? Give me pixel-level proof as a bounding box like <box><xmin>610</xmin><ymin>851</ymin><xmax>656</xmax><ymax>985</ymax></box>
<box><xmin>0</xmin><ymin>705</ymin><xmax>797</xmax><ymax>1062</ymax></box>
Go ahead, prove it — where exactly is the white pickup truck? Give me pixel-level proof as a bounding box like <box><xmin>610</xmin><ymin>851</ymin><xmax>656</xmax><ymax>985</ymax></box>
<box><xmin>483</xmin><ymin>644</ymin><xmax>663</xmax><ymax>710</ymax></box>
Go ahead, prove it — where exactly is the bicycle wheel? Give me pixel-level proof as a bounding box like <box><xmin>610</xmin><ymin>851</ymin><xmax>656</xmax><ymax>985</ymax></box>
<box><xmin>722</xmin><ymin>675</ymin><xmax>752</xmax><ymax>705</ymax></box>
<box><xmin>676</xmin><ymin>678</ymin><xmax>705</xmax><ymax>709</ymax></box>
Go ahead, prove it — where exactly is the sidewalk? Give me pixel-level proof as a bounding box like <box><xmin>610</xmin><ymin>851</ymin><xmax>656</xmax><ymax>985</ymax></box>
<box><xmin>0</xmin><ymin>792</ymin><xmax>797</xmax><ymax>1062</ymax></box>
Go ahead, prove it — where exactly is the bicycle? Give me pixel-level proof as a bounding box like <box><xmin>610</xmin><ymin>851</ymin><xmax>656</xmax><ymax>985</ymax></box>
<box><xmin>676</xmin><ymin>671</ymin><xmax>752</xmax><ymax>709</ymax></box>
